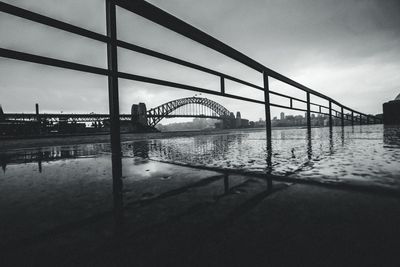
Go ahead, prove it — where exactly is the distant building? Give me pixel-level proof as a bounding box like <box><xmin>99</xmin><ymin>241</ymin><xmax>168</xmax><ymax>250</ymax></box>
<box><xmin>236</xmin><ymin>111</ymin><xmax>241</xmax><ymax>128</ymax></box>
<box><xmin>0</xmin><ymin>105</ymin><xmax>4</xmax><ymax>121</ymax></box>
<box><xmin>131</xmin><ymin>103</ymin><xmax>148</xmax><ymax>126</ymax></box>
<box><xmin>280</xmin><ymin>112</ymin><xmax>285</xmax><ymax>120</ymax></box>
<box><xmin>240</xmin><ymin>119</ymin><xmax>249</xmax><ymax>127</ymax></box>
<box><xmin>383</xmin><ymin>94</ymin><xmax>400</xmax><ymax>125</ymax></box>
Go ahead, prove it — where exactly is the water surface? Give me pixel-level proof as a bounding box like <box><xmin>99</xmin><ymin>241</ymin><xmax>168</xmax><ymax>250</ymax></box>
<box><xmin>125</xmin><ymin>125</ymin><xmax>400</xmax><ymax>189</ymax></box>
<box><xmin>1</xmin><ymin>125</ymin><xmax>399</xmax><ymax>245</ymax></box>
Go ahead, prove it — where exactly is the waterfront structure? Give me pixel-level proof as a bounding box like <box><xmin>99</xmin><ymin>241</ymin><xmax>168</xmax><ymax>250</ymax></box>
<box><xmin>383</xmin><ymin>93</ymin><xmax>400</xmax><ymax>125</ymax></box>
<box><xmin>236</xmin><ymin>111</ymin><xmax>241</xmax><ymax>128</ymax></box>
<box><xmin>130</xmin><ymin>102</ymin><xmax>150</xmax><ymax>131</ymax></box>
<box><xmin>1</xmin><ymin>97</ymin><xmax>254</xmax><ymax>136</ymax></box>
<box><xmin>0</xmin><ymin>105</ymin><xmax>4</xmax><ymax>120</ymax></box>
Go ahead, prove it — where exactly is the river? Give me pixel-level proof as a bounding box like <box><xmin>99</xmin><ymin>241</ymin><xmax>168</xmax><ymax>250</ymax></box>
<box><xmin>0</xmin><ymin>124</ymin><xmax>399</xmax><ymax>245</ymax></box>
<box><xmin>127</xmin><ymin>125</ymin><xmax>400</xmax><ymax>189</ymax></box>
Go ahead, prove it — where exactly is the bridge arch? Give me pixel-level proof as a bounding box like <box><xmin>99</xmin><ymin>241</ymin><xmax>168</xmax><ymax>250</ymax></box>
<box><xmin>147</xmin><ymin>97</ymin><xmax>231</xmax><ymax>127</ymax></box>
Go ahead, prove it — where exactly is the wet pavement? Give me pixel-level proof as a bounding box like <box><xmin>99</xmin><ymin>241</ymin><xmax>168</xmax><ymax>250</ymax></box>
<box><xmin>1</xmin><ymin>162</ymin><xmax>400</xmax><ymax>266</ymax></box>
<box><xmin>1</xmin><ymin>125</ymin><xmax>400</xmax><ymax>266</ymax></box>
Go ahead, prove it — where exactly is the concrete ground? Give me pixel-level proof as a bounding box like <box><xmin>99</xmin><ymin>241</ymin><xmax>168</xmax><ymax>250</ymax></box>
<box><xmin>1</xmin><ymin>162</ymin><xmax>400</xmax><ymax>267</ymax></box>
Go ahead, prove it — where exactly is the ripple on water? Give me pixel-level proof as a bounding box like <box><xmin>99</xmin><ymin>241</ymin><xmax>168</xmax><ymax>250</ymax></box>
<box><xmin>122</xmin><ymin>125</ymin><xmax>400</xmax><ymax>190</ymax></box>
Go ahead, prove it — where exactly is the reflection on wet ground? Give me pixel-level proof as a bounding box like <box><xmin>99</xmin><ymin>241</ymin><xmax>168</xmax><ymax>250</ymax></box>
<box><xmin>0</xmin><ymin>125</ymin><xmax>400</xmax><ymax>265</ymax></box>
<box><xmin>123</xmin><ymin>125</ymin><xmax>400</xmax><ymax>189</ymax></box>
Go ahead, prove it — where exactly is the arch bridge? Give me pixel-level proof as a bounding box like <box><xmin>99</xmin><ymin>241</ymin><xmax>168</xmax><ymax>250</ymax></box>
<box><xmin>144</xmin><ymin>97</ymin><xmax>232</xmax><ymax>127</ymax></box>
<box><xmin>1</xmin><ymin>97</ymin><xmax>234</xmax><ymax>128</ymax></box>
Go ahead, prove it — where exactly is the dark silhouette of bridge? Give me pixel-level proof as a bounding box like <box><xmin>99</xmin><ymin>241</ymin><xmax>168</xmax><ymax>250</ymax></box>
<box><xmin>146</xmin><ymin>96</ymin><xmax>231</xmax><ymax>126</ymax></box>
<box><xmin>1</xmin><ymin>96</ymin><xmax>249</xmax><ymax>134</ymax></box>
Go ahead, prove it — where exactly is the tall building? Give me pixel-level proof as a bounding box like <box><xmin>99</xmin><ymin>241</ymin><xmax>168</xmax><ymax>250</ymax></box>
<box><xmin>236</xmin><ymin>111</ymin><xmax>241</xmax><ymax>128</ymax></box>
<box><xmin>131</xmin><ymin>103</ymin><xmax>148</xmax><ymax>126</ymax></box>
<box><xmin>280</xmin><ymin>112</ymin><xmax>285</xmax><ymax>120</ymax></box>
<box><xmin>0</xmin><ymin>105</ymin><xmax>4</xmax><ymax>121</ymax></box>
<box><xmin>383</xmin><ymin>93</ymin><xmax>400</xmax><ymax>125</ymax></box>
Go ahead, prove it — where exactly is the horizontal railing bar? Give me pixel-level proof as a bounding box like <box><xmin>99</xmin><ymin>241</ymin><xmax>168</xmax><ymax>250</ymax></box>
<box><xmin>117</xmin><ymin>40</ymin><xmax>264</xmax><ymax>91</ymax></box>
<box><xmin>0</xmin><ymin>1</ymin><xmax>109</xmax><ymax>43</ymax></box>
<box><xmin>6</xmin><ymin>111</ymin><xmax>359</xmax><ymax>121</ymax></box>
<box><xmin>317</xmin><ymin>104</ymin><xmax>329</xmax><ymax>110</ymax></box>
<box><xmin>0</xmin><ymin>47</ymin><xmax>379</xmax><ymax>120</ymax></box>
<box><xmin>0</xmin><ymin>0</ymin><xmax>378</xmax><ymax>122</ymax></box>
<box><xmin>117</xmin><ymin>40</ymin><xmax>221</xmax><ymax>76</ymax></box>
<box><xmin>270</xmin><ymin>103</ymin><xmax>307</xmax><ymax>113</ymax></box>
<box><xmin>4</xmin><ymin>113</ymin><xmax>220</xmax><ymax>119</ymax></box>
<box><xmin>269</xmin><ymin>91</ymin><xmax>306</xmax><ymax>104</ymax></box>
<box><xmin>115</xmin><ymin>1</ymin><xmax>333</xmax><ymax>99</ymax></box>
<box><xmin>223</xmin><ymin>75</ymin><xmax>264</xmax><ymax>91</ymax></box>
<box><xmin>269</xmin><ymin>94</ymin><xmax>330</xmax><ymax>113</ymax></box>
<box><xmin>222</xmin><ymin>93</ymin><xmax>265</xmax><ymax>105</ymax></box>
<box><xmin>146</xmin><ymin>115</ymin><xmax>221</xmax><ymax>119</ymax></box>
<box><xmin>331</xmin><ymin>109</ymin><xmax>367</xmax><ymax>118</ymax></box>
<box><xmin>116</xmin><ymin>0</ymin><xmax>265</xmax><ymax>72</ymax></box>
<box><xmin>0</xmin><ymin>48</ymin><xmax>378</xmax><ymax>121</ymax></box>
<box><xmin>116</xmin><ymin>41</ymin><xmax>379</xmax><ymax>126</ymax></box>
<box><xmin>311</xmin><ymin>103</ymin><xmax>329</xmax><ymax>110</ymax></box>
<box><xmin>0</xmin><ymin>1</ymin><xmax>378</xmax><ymax>123</ymax></box>
<box><xmin>267</xmin><ymin>104</ymin><xmax>358</xmax><ymax>121</ymax></box>
<box><xmin>117</xmin><ymin>72</ymin><xmax>265</xmax><ymax>105</ymax></box>
<box><xmin>0</xmin><ymin>48</ymin><xmax>109</xmax><ymax>76</ymax></box>
<box><xmin>266</xmin><ymin>70</ymin><xmax>328</xmax><ymax>100</ymax></box>
<box><xmin>4</xmin><ymin>113</ymin><xmax>111</xmax><ymax>118</ymax></box>
<box><xmin>116</xmin><ymin>0</ymin><xmax>378</xmax><ymax>121</ymax></box>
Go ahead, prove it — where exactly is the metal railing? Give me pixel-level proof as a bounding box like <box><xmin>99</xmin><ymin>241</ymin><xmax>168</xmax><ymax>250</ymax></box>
<box><xmin>0</xmin><ymin>0</ymin><xmax>382</xmax><ymax>213</ymax></box>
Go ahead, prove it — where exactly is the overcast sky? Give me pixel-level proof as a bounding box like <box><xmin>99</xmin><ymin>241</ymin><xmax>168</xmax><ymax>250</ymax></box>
<box><xmin>0</xmin><ymin>0</ymin><xmax>399</xmax><ymax>122</ymax></box>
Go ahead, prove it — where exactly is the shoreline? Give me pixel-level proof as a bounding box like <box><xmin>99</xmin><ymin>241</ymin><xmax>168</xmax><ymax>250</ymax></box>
<box><xmin>0</xmin><ymin>125</ymin><xmax>351</xmax><ymax>151</ymax></box>
<box><xmin>0</xmin><ymin>128</ymin><xmax>266</xmax><ymax>151</ymax></box>
<box><xmin>0</xmin><ymin>129</ymin><xmax>248</xmax><ymax>151</ymax></box>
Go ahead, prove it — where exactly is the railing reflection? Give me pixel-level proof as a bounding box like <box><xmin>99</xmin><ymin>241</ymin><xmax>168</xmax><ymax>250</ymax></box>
<box><xmin>112</xmin><ymin>152</ymin><xmax>124</xmax><ymax>233</ymax></box>
<box><xmin>0</xmin><ymin>144</ymin><xmax>109</xmax><ymax>173</ymax></box>
<box><xmin>329</xmin><ymin>128</ymin><xmax>334</xmax><ymax>155</ymax></box>
<box><xmin>224</xmin><ymin>172</ymin><xmax>230</xmax><ymax>194</ymax></box>
<box><xmin>307</xmin><ymin>130</ymin><xmax>313</xmax><ymax>161</ymax></box>
<box><xmin>384</xmin><ymin>126</ymin><xmax>400</xmax><ymax>148</ymax></box>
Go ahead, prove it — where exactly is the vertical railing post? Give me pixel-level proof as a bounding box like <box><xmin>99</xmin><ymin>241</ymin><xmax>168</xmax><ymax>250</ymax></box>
<box><xmin>224</xmin><ymin>172</ymin><xmax>229</xmax><ymax>194</ymax></box>
<box><xmin>329</xmin><ymin>101</ymin><xmax>333</xmax><ymax>129</ymax></box>
<box><xmin>106</xmin><ymin>0</ymin><xmax>123</xmax><ymax>223</ymax></box>
<box><xmin>360</xmin><ymin>114</ymin><xmax>362</xmax><ymax>126</ymax></box>
<box><xmin>306</xmin><ymin>93</ymin><xmax>312</xmax><ymax>160</ymax></box>
<box><xmin>341</xmin><ymin>106</ymin><xmax>344</xmax><ymax>128</ymax></box>
<box><xmin>351</xmin><ymin>111</ymin><xmax>354</xmax><ymax>126</ymax></box>
<box><xmin>35</xmin><ymin>103</ymin><xmax>41</xmax><ymax>135</ymax></box>
<box><xmin>263</xmin><ymin>71</ymin><xmax>272</xmax><ymax>171</ymax></box>
<box><xmin>306</xmin><ymin>92</ymin><xmax>311</xmax><ymax>133</ymax></box>
<box><xmin>220</xmin><ymin>76</ymin><xmax>225</xmax><ymax>95</ymax></box>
